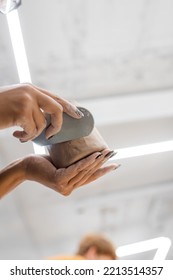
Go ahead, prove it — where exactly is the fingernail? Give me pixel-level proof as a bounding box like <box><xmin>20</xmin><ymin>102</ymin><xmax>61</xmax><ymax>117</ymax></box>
<box><xmin>95</xmin><ymin>153</ymin><xmax>102</xmax><ymax>159</ymax></box>
<box><xmin>47</xmin><ymin>135</ymin><xmax>53</xmax><ymax>140</ymax></box>
<box><xmin>76</xmin><ymin>109</ymin><xmax>84</xmax><ymax>117</ymax></box>
<box><xmin>20</xmin><ymin>139</ymin><xmax>28</xmax><ymax>143</ymax></box>
<box><xmin>105</xmin><ymin>151</ymin><xmax>117</xmax><ymax>159</ymax></box>
<box><xmin>113</xmin><ymin>163</ymin><xmax>121</xmax><ymax>170</ymax></box>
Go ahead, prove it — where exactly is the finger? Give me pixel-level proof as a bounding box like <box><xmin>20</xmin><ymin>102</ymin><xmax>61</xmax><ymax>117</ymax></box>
<box><xmin>13</xmin><ymin>115</ymin><xmax>37</xmax><ymax>142</ymax></box>
<box><xmin>65</xmin><ymin>152</ymin><xmax>102</xmax><ymax>180</ymax></box>
<box><xmin>33</xmin><ymin>84</ymin><xmax>84</xmax><ymax>119</ymax></box>
<box><xmin>13</xmin><ymin>130</ymin><xmax>29</xmax><ymax>141</ymax></box>
<box><xmin>15</xmin><ymin>110</ymin><xmax>46</xmax><ymax>142</ymax></box>
<box><xmin>36</xmin><ymin>93</ymin><xmax>64</xmax><ymax>139</ymax></box>
<box><xmin>45</xmin><ymin>110</ymin><xmax>63</xmax><ymax>139</ymax></box>
<box><xmin>69</xmin><ymin>149</ymin><xmax>110</xmax><ymax>188</ymax></box>
<box><xmin>80</xmin><ymin>164</ymin><xmax>120</xmax><ymax>186</ymax></box>
<box><xmin>68</xmin><ymin>149</ymin><xmax>113</xmax><ymax>187</ymax></box>
<box><xmin>32</xmin><ymin>108</ymin><xmax>47</xmax><ymax>139</ymax></box>
<box><xmin>55</xmin><ymin>98</ymin><xmax>84</xmax><ymax>119</ymax></box>
<box><xmin>25</xmin><ymin>85</ymin><xmax>65</xmax><ymax>138</ymax></box>
<box><xmin>36</xmin><ymin>93</ymin><xmax>64</xmax><ymax>138</ymax></box>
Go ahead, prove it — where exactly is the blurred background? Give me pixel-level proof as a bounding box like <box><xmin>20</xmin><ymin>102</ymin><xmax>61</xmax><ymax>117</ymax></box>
<box><xmin>0</xmin><ymin>0</ymin><xmax>173</xmax><ymax>259</ymax></box>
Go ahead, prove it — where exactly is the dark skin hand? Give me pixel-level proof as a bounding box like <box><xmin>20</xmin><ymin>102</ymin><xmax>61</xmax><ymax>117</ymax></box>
<box><xmin>25</xmin><ymin>149</ymin><xmax>118</xmax><ymax>195</ymax></box>
<box><xmin>0</xmin><ymin>83</ymin><xmax>119</xmax><ymax>199</ymax></box>
<box><xmin>0</xmin><ymin>149</ymin><xmax>119</xmax><ymax>198</ymax></box>
<box><xmin>0</xmin><ymin>83</ymin><xmax>83</xmax><ymax>142</ymax></box>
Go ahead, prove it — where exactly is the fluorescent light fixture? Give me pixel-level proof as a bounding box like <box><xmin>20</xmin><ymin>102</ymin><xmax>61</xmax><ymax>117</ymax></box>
<box><xmin>6</xmin><ymin>10</ymin><xmax>31</xmax><ymax>83</ymax></box>
<box><xmin>116</xmin><ymin>237</ymin><xmax>172</xmax><ymax>260</ymax></box>
<box><xmin>6</xmin><ymin>10</ymin><xmax>45</xmax><ymax>154</ymax></box>
<box><xmin>110</xmin><ymin>140</ymin><xmax>173</xmax><ymax>161</ymax></box>
<box><xmin>5</xmin><ymin>0</ymin><xmax>11</xmax><ymax>14</ymax></box>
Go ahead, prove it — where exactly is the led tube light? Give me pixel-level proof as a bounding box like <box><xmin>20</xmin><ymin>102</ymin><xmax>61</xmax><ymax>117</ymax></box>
<box><xmin>116</xmin><ymin>237</ymin><xmax>172</xmax><ymax>260</ymax></box>
<box><xmin>6</xmin><ymin>10</ymin><xmax>45</xmax><ymax>154</ymax></box>
<box><xmin>110</xmin><ymin>140</ymin><xmax>173</xmax><ymax>161</ymax></box>
<box><xmin>6</xmin><ymin>10</ymin><xmax>31</xmax><ymax>83</ymax></box>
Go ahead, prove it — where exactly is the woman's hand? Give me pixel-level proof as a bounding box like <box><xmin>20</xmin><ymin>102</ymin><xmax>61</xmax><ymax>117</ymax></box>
<box><xmin>0</xmin><ymin>149</ymin><xmax>119</xmax><ymax>198</ymax></box>
<box><xmin>0</xmin><ymin>83</ymin><xmax>83</xmax><ymax>142</ymax></box>
<box><xmin>24</xmin><ymin>149</ymin><xmax>119</xmax><ymax>196</ymax></box>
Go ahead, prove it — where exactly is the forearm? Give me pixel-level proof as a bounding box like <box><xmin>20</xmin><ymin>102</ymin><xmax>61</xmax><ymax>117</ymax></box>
<box><xmin>0</xmin><ymin>158</ymin><xmax>26</xmax><ymax>199</ymax></box>
<box><xmin>0</xmin><ymin>91</ymin><xmax>14</xmax><ymax>129</ymax></box>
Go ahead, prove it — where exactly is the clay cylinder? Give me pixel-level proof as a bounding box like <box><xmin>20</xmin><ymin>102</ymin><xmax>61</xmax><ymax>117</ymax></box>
<box><xmin>47</xmin><ymin>127</ymin><xmax>108</xmax><ymax>168</ymax></box>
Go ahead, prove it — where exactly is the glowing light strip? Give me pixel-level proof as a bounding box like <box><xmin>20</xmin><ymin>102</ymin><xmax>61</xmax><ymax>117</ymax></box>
<box><xmin>6</xmin><ymin>10</ymin><xmax>31</xmax><ymax>83</ymax></box>
<box><xmin>6</xmin><ymin>10</ymin><xmax>45</xmax><ymax>154</ymax></box>
<box><xmin>110</xmin><ymin>140</ymin><xmax>173</xmax><ymax>160</ymax></box>
<box><xmin>116</xmin><ymin>237</ymin><xmax>172</xmax><ymax>260</ymax></box>
<box><xmin>6</xmin><ymin>0</ymin><xmax>11</xmax><ymax>14</ymax></box>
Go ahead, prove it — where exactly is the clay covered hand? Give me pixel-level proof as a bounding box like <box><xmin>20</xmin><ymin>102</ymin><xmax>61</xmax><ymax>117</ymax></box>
<box><xmin>0</xmin><ymin>149</ymin><xmax>118</xmax><ymax>198</ymax></box>
<box><xmin>0</xmin><ymin>83</ymin><xmax>83</xmax><ymax>142</ymax></box>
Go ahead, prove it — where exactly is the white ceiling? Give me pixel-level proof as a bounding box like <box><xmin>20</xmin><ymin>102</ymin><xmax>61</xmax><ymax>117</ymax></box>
<box><xmin>0</xmin><ymin>0</ymin><xmax>173</xmax><ymax>260</ymax></box>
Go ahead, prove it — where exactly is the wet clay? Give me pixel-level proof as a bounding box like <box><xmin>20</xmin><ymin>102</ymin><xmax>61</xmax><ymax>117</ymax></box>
<box><xmin>47</xmin><ymin>127</ymin><xmax>108</xmax><ymax>168</ymax></box>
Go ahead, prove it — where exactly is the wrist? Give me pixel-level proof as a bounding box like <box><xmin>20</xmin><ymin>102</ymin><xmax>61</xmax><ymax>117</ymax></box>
<box><xmin>0</xmin><ymin>158</ymin><xmax>26</xmax><ymax>198</ymax></box>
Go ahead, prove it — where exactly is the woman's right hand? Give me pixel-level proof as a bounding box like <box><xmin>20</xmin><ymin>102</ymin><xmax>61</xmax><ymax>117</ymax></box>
<box><xmin>0</xmin><ymin>83</ymin><xmax>83</xmax><ymax>142</ymax></box>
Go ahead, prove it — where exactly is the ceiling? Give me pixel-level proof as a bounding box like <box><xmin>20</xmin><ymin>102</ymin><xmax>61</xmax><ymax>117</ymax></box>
<box><xmin>0</xmin><ymin>0</ymin><xmax>173</xmax><ymax>260</ymax></box>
